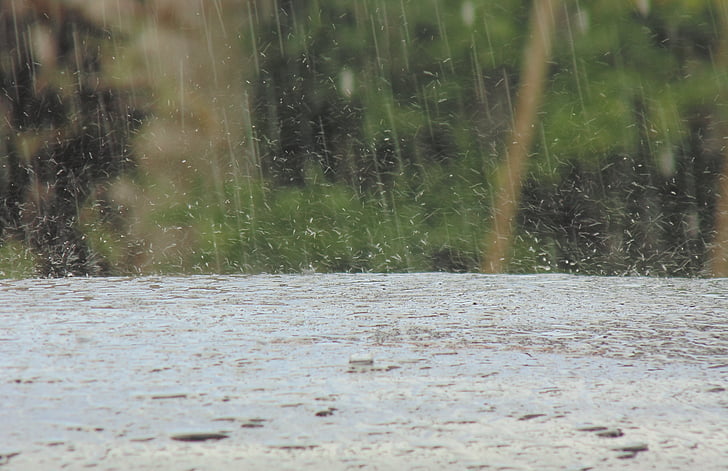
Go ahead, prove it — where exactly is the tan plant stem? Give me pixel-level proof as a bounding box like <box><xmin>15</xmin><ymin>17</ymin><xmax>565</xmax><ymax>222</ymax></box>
<box><xmin>481</xmin><ymin>0</ymin><xmax>562</xmax><ymax>273</ymax></box>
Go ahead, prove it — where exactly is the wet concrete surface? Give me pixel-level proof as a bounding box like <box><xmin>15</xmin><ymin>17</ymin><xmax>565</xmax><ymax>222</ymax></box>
<box><xmin>1</xmin><ymin>273</ymin><xmax>726</xmax><ymax>470</ymax></box>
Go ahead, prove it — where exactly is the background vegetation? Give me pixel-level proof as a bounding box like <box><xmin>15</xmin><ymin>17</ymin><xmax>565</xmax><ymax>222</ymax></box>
<box><xmin>1</xmin><ymin>0</ymin><xmax>728</xmax><ymax>277</ymax></box>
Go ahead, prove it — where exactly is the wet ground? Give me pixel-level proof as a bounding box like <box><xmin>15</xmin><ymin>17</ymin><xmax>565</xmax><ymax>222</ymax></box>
<box><xmin>1</xmin><ymin>273</ymin><xmax>727</xmax><ymax>470</ymax></box>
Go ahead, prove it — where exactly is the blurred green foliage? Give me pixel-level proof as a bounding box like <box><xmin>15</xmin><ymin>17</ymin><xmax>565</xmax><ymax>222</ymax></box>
<box><xmin>212</xmin><ymin>0</ymin><xmax>724</xmax><ymax>275</ymax></box>
<box><xmin>0</xmin><ymin>241</ymin><xmax>36</xmax><ymax>278</ymax></box>
<box><xmin>3</xmin><ymin>0</ymin><xmax>726</xmax><ymax>276</ymax></box>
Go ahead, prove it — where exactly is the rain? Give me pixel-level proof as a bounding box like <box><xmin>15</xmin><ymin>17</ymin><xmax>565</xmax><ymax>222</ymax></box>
<box><xmin>1</xmin><ymin>1</ymin><xmax>727</xmax><ymax>469</ymax></box>
<box><xmin>1</xmin><ymin>1</ymin><xmax>726</xmax><ymax>277</ymax></box>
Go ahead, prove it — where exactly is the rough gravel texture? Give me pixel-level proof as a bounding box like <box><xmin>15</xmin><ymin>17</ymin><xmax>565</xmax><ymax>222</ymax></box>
<box><xmin>1</xmin><ymin>274</ymin><xmax>727</xmax><ymax>470</ymax></box>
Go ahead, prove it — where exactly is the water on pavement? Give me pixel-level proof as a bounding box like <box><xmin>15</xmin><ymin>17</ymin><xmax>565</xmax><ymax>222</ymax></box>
<box><xmin>1</xmin><ymin>274</ymin><xmax>726</xmax><ymax>469</ymax></box>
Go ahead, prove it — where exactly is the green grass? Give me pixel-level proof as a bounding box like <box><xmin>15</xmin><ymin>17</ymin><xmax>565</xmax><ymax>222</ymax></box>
<box><xmin>0</xmin><ymin>240</ymin><xmax>37</xmax><ymax>278</ymax></box>
<box><xmin>187</xmin><ymin>176</ymin><xmax>489</xmax><ymax>274</ymax></box>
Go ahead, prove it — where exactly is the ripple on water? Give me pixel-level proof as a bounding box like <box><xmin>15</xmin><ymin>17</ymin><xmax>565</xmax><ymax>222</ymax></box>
<box><xmin>1</xmin><ymin>274</ymin><xmax>727</xmax><ymax>470</ymax></box>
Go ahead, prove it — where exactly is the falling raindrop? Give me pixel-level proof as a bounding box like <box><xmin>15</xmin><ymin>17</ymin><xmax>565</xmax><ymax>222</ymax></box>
<box><xmin>0</xmin><ymin>0</ymin><xmax>725</xmax><ymax>277</ymax></box>
<box><xmin>461</xmin><ymin>1</ymin><xmax>475</xmax><ymax>28</ymax></box>
<box><xmin>338</xmin><ymin>67</ymin><xmax>355</xmax><ymax>98</ymax></box>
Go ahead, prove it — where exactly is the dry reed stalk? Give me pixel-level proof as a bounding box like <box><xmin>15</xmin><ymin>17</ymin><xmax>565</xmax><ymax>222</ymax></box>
<box><xmin>481</xmin><ymin>0</ymin><xmax>562</xmax><ymax>273</ymax></box>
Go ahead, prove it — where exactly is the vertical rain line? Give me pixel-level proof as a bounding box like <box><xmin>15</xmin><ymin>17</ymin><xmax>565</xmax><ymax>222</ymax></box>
<box><xmin>502</xmin><ymin>69</ymin><xmax>515</xmax><ymax>133</ymax></box>
<box><xmin>72</xmin><ymin>27</ymin><xmax>84</xmax><ymax>92</ymax></box>
<box><xmin>539</xmin><ymin>122</ymin><xmax>553</xmax><ymax>176</ymax></box>
<box><xmin>400</xmin><ymin>0</ymin><xmax>411</xmax><ymax>71</ymax></box>
<box><xmin>113</xmin><ymin>0</ymin><xmax>122</xmax><ymax>33</ymax></box>
<box><xmin>317</xmin><ymin>116</ymin><xmax>331</xmax><ymax>175</ymax></box>
<box><xmin>420</xmin><ymin>80</ymin><xmax>434</xmax><ymax>142</ymax></box>
<box><xmin>11</xmin><ymin>0</ymin><xmax>21</xmax><ymax>62</ymax></box>
<box><xmin>10</xmin><ymin>2</ymin><xmax>22</xmax><ymax>105</ymax></box>
<box><xmin>482</xmin><ymin>11</ymin><xmax>497</xmax><ymax>69</ymax></box>
<box><xmin>179</xmin><ymin>60</ymin><xmax>185</xmax><ymax>131</ymax></box>
<box><xmin>220</xmin><ymin>106</ymin><xmax>243</xmax><ymax>231</ymax></box>
<box><xmin>199</xmin><ymin>0</ymin><xmax>219</xmax><ymax>86</ymax></box>
<box><xmin>370</xmin><ymin>11</ymin><xmax>383</xmax><ymax>73</ymax></box>
<box><xmin>143</xmin><ymin>4</ymin><xmax>159</xmax><ymax>83</ymax></box>
<box><xmin>26</xmin><ymin>28</ymin><xmax>37</xmax><ymax>92</ymax></box>
<box><xmin>241</xmin><ymin>91</ymin><xmax>260</xmax><ymax>266</ymax></box>
<box><xmin>563</xmin><ymin>2</ymin><xmax>585</xmax><ymax>114</ymax></box>
<box><xmin>377</xmin><ymin>0</ymin><xmax>391</xmax><ymax>67</ymax></box>
<box><xmin>212</xmin><ymin>0</ymin><xmax>227</xmax><ymax>38</ymax></box>
<box><xmin>384</xmin><ymin>100</ymin><xmax>412</xmax><ymax>269</ymax></box>
<box><xmin>434</xmin><ymin>0</ymin><xmax>455</xmax><ymax>75</ymax></box>
<box><xmin>273</xmin><ymin>0</ymin><xmax>285</xmax><ymax>55</ymax></box>
<box><xmin>385</xmin><ymin>101</ymin><xmax>405</xmax><ymax>176</ymax></box>
<box><xmin>247</xmin><ymin>1</ymin><xmax>260</xmax><ymax>74</ymax></box>
<box><xmin>242</xmin><ymin>91</ymin><xmax>263</xmax><ymax>180</ymax></box>
<box><xmin>470</xmin><ymin>35</ymin><xmax>490</xmax><ymax>120</ymax></box>
<box><xmin>399</xmin><ymin>0</ymin><xmax>410</xmax><ymax>72</ymax></box>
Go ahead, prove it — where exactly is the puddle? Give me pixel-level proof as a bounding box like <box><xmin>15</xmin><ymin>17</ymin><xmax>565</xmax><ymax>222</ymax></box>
<box><xmin>1</xmin><ymin>274</ymin><xmax>727</xmax><ymax>469</ymax></box>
